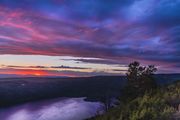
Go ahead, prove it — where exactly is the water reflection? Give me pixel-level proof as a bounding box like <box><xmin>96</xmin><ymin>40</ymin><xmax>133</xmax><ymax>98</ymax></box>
<box><xmin>0</xmin><ymin>98</ymin><xmax>104</xmax><ymax>120</ymax></box>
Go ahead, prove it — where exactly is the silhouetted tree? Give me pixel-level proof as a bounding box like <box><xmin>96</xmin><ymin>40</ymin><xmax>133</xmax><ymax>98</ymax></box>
<box><xmin>122</xmin><ymin>61</ymin><xmax>157</xmax><ymax>101</ymax></box>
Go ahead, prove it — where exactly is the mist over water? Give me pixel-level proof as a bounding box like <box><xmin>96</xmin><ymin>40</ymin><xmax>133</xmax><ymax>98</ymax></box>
<box><xmin>0</xmin><ymin>98</ymin><xmax>104</xmax><ymax>120</ymax></box>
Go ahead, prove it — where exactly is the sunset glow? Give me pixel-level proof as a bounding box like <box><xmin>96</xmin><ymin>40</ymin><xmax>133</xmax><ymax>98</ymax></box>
<box><xmin>18</xmin><ymin>70</ymin><xmax>47</xmax><ymax>76</ymax></box>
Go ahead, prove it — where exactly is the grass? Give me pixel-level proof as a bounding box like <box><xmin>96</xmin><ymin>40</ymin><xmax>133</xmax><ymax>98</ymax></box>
<box><xmin>89</xmin><ymin>80</ymin><xmax>180</xmax><ymax>120</ymax></box>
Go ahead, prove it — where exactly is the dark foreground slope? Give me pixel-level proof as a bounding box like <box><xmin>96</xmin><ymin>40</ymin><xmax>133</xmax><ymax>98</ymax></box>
<box><xmin>0</xmin><ymin>74</ymin><xmax>180</xmax><ymax>107</ymax></box>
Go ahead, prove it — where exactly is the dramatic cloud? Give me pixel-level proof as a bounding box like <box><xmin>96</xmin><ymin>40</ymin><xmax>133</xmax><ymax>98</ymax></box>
<box><xmin>0</xmin><ymin>0</ymin><xmax>179</xmax><ymax>75</ymax></box>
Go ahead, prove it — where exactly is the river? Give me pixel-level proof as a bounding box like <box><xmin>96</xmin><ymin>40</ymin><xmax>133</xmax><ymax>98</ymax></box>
<box><xmin>0</xmin><ymin>97</ymin><xmax>104</xmax><ymax>120</ymax></box>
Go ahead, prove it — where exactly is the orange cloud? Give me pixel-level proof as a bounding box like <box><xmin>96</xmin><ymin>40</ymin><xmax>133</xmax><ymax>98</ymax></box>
<box><xmin>15</xmin><ymin>70</ymin><xmax>47</xmax><ymax>76</ymax></box>
<box><xmin>0</xmin><ymin>69</ymin><xmax>48</xmax><ymax>76</ymax></box>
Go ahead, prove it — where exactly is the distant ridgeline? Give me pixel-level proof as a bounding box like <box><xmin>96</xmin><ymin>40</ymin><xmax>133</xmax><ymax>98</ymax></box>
<box><xmin>0</xmin><ymin>74</ymin><xmax>180</xmax><ymax>107</ymax></box>
<box><xmin>154</xmin><ymin>74</ymin><xmax>180</xmax><ymax>85</ymax></box>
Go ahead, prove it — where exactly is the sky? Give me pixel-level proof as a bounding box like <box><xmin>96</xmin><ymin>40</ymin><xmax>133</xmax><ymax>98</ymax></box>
<box><xmin>0</xmin><ymin>0</ymin><xmax>180</xmax><ymax>77</ymax></box>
